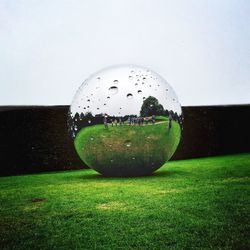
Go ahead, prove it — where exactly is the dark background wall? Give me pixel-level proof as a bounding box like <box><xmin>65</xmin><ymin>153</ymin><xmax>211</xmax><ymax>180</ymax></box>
<box><xmin>0</xmin><ymin>105</ymin><xmax>249</xmax><ymax>176</ymax></box>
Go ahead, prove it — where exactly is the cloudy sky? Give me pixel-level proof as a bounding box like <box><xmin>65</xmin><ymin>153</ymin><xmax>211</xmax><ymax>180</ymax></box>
<box><xmin>0</xmin><ymin>0</ymin><xmax>249</xmax><ymax>106</ymax></box>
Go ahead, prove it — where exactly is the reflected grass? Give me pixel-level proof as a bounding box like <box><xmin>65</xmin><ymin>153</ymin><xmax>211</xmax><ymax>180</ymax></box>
<box><xmin>74</xmin><ymin>119</ymin><xmax>181</xmax><ymax>176</ymax></box>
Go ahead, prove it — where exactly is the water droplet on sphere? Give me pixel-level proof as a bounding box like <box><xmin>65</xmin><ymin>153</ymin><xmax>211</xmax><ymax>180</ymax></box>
<box><xmin>109</xmin><ymin>86</ymin><xmax>118</xmax><ymax>95</ymax></box>
<box><xmin>124</xmin><ymin>140</ymin><xmax>132</xmax><ymax>147</ymax></box>
<box><xmin>127</xmin><ymin>93</ymin><xmax>133</xmax><ymax>99</ymax></box>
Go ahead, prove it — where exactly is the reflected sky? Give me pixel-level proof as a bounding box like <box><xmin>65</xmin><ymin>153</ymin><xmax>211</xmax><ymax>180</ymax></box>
<box><xmin>70</xmin><ymin>65</ymin><xmax>182</xmax><ymax>117</ymax></box>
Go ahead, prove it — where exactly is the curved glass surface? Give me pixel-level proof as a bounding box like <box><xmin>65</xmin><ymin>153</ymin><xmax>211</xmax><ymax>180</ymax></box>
<box><xmin>68</xmin><ymin>65</ymin><xmax>183</xmax><ymax>176</ymax></box>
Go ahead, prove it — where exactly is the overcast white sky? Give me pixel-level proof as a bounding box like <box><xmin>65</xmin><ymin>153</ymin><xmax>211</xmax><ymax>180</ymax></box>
<box><xmin>0</xmin><ymin>0</ymin><xmax>249</xmax><ymax>106</ymax></box>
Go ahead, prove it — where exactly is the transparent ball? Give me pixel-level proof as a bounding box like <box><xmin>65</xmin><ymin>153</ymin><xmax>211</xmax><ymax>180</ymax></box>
<box><xmin>68</xmin><ymin>64</ymin><xmax>183</xmax><ymax>177</ymax></box>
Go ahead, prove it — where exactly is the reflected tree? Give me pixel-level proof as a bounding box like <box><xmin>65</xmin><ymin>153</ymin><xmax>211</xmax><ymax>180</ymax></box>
<box><xmin>140</xmin><ymin>96</ymin><xmax>164</xmax><ymax>116</ymax></box>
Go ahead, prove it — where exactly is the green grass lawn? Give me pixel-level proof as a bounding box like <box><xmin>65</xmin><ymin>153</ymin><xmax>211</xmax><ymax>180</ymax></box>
<box><xmin>0</xmin><ymin>154</ymin><xmax>249</xmax><ymax>249</ymax></box>
<box><xmin>74</xmin><ymin>120</ymin><xmax>181</xmax><ymax>176</ymax></box>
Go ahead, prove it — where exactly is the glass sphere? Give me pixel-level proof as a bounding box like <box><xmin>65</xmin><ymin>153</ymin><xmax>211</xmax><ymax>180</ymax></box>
<box><xmin>68</xmin><ymin>65</ymin><xmax>183</xmax><ymax>177</ymax></box>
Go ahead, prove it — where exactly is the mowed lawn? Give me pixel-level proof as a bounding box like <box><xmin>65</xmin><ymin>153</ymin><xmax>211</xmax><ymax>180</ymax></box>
<box><xmin>0</xmin><ymin>154</ymin><xmax>249</xmax><ymax>249</ymax></box>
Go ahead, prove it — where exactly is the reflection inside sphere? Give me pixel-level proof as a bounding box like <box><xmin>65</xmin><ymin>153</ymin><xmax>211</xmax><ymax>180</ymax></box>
<box><xmin>68</xmin><ymin>65</ymin><xmax>183</xmax><ymax>177</ymax></box>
